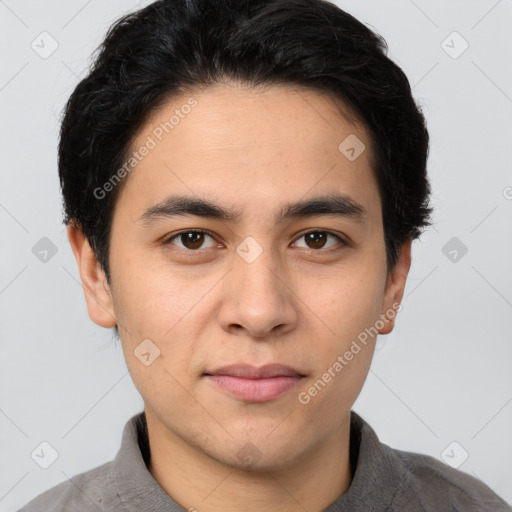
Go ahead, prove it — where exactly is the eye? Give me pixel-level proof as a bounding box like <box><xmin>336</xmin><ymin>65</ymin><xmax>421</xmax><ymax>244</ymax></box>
<box><xmin>163</xmin><ymin>230</ymin><xmax>219</xmax><ymax>251</ymax></box>
<box><xmin>293</xmin><ymin>230</ymin><xmax>345</xmax><ymax>251</ymax></box>
<box><xmin>162</xmin><ymin>229</ymin><xmax>346</xmax><ymax>253</ymax></box>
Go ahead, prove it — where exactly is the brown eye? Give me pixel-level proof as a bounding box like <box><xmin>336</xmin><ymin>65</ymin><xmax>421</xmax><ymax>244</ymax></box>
<box><xmin>180</xmin><ymin>232</ymin><xmax>205</xmax><ymax>249</ymax></box>
<box><xmin>305</xmin><ymin>231</ymin><xmax>327</xmax><ymax>249</ymax></box>
<box><xmin>165</xmin><ymin>230</ymin><xmax>217</xmax><ymax>251</ymax></box>
<box><xmin>294</xmin><ymin>231</ymin><xmax>344</xmax><ymax>251</ymax></box>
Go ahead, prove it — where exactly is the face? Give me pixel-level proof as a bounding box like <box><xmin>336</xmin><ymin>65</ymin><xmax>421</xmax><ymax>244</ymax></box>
<box><xmin>71</xmin><ymin>83</ymin><xmax>410</xmax><ymax>471</ymax></box>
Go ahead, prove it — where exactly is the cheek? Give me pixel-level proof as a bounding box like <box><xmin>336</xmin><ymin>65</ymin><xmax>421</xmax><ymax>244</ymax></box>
<box><xmin>298</xmin><ymin>291</ymin><xmax>379</xmax><ymax>418</ymax></box>
<box><xmin>111</xmin><ymin>251</ymin><xmax>199</xmax><ymax>335</ymax></box>
<box><xmin>312</xmin><ymin>266</ymin><xmax>385</xmax><ymax>341</ymax></box>
<box><xmin>300</xmin><ymin>265</ymin><xmax>384</xmax><ymax>401</ymax></box>
<box><xmin>110</xmin><ymin>255</ymin><xmax>211</xmax><ymax>383</ymax></box>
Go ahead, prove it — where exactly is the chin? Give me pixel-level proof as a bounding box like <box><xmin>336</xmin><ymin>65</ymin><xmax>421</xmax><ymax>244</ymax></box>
<box><xmin>213</xmin><ymin>434</ymin><xmax>310</xmax><ymax>473</ymax></box>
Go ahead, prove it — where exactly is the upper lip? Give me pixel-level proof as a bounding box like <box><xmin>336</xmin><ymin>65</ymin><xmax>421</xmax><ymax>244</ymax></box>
<box><xmin>204</xmin><ymin>363</ymin><xmax>305</xmax><ymax>379</ymax></box>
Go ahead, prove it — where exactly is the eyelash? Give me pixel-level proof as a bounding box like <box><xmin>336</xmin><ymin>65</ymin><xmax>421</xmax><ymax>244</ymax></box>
<box><xmin>161</xmin><ymin>229</ymin><xmax>347</xmax><ymax>255</ymax></box>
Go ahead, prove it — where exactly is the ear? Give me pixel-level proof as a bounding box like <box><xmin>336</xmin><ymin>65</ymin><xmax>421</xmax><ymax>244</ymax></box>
<box><xmin>378</xmin><ymin>238</ymin><xmax>412</xmax><ymax>335</ymax></box>
<box><xmin>66</xmin><ymin>224</ymin><xmax>117</xmax><ymax>328</ymax></box>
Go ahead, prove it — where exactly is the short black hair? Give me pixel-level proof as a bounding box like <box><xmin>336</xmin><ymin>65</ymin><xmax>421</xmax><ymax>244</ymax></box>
<box><xmin>59</xmin><ymin>0</ymin><xmax>432</xmax><ymax>284</ymax></box>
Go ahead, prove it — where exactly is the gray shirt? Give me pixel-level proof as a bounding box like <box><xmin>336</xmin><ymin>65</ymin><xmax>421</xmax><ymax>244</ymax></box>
<box><xmin>18</xmin><ymin>411</ymin><xmax>511</xmax><ymax>511</ymax></box>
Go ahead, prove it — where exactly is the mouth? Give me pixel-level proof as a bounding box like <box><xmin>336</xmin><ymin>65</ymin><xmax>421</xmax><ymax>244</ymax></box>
<box><xmin>203</xmin><ymin>363</ymin><xmax>306</xmax><ymax>403</ymax></box>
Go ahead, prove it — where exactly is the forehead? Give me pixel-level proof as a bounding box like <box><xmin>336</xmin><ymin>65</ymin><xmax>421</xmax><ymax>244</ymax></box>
<box><xmin>114</xmin><ymin>83</ymin><xmax>381</xmax><ymax>226</ymax></box>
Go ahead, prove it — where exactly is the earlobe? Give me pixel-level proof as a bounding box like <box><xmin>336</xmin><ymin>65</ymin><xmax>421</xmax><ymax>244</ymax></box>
<box><xmin>378</xmin><ymin>238</ymin><xmax>412</xmax><ymax>335</ymax></box>
<box><xmin>66</xmin><ymin>224</ymin><xmax>117</xmax><ymax>328</ymax></box>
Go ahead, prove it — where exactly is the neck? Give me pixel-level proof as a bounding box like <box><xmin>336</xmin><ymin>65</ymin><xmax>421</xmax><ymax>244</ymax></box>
<box><xmin>145</xmin><ymin>411</ymin><xmax>353</xmax><ymax>512</ymax></box>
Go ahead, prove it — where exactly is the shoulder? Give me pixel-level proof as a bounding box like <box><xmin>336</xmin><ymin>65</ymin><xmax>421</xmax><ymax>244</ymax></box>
<box><xmin>17</xmin><ymin>460</ymin><xmax>115</xmax><ymax>512</ymax></box>
<box><xmin>350</xmin><ymin>411</ymin><xmax>511</xmax><ymax>511</ymax></box>
<box><xmin>390</xmin><ymin>448</ymin><xmax>511</xmax><ymax>511</ymax></box>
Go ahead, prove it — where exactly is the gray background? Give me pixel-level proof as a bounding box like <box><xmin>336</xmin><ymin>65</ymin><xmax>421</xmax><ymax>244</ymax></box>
<box><xmin>1</xmin><ymin>0</ymin><xmax>511</xmax><ymax>510</ymax></box>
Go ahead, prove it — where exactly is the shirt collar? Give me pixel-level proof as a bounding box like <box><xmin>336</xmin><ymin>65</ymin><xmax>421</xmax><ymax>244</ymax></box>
<box><xmin>325</xmin><ymin>410</ymin><xmax>405</xmax><ymax>511</ymax></box>
<box><xmin>112</xmin><ymin>412</ymin><xmax>185</xmax><ymax>511</ymax></box>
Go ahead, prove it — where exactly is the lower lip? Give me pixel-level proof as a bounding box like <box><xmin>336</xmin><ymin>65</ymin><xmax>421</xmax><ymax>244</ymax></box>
<box><xmin>205</xmin><ymin>375</ymin><xmax>303</xmax><ymax>402</ymax></box>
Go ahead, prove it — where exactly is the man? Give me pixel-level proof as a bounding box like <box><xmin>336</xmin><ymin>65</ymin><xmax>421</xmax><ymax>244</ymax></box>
<box><xmin>19</xmin><ymin>0</ymin><xmax>511</xmax><ymax>510</ymax></box>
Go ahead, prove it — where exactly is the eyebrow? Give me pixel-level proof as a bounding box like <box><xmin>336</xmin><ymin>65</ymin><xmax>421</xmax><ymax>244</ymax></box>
<box><xmin>137</xmin><ymin>193</ymin><xmax>368</xmax><ymax>226</ymax></box>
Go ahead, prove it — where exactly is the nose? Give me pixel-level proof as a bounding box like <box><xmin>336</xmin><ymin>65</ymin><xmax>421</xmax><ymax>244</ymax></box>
<box><xmin>217</xmin><ymin>246</ymin><xmax>299</xmax><ymax>339</ymax></box>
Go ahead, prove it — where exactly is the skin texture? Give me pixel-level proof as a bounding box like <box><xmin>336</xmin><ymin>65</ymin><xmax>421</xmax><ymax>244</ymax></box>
<box><xmin>68</xmin><ymin>82</ymin><xmax>411</xmax><ymax>512</ymax></box>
